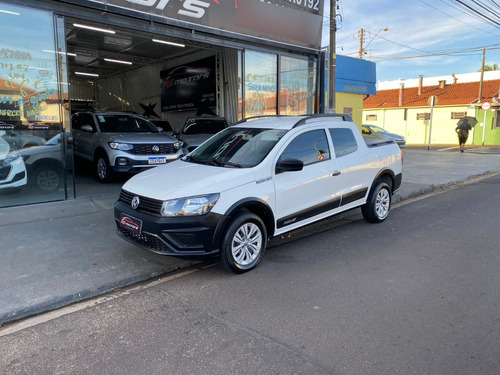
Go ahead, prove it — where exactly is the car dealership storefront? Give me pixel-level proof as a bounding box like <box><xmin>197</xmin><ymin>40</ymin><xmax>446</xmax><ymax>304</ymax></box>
<box><xmin>0</xmin><ymin>0</ymin><xmax>323</xmax><ymax>208</ymax></box>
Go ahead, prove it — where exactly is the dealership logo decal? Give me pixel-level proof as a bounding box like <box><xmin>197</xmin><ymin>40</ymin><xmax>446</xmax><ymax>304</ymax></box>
<box><xmin>131</xmin><ymin>196</ymin><xmax>140</xmax><ymax>209</ymax></box>
<box><xmin>120</xmin><ymin>216</ymin><xmax>140</xmax><ymax>231</ymax></box>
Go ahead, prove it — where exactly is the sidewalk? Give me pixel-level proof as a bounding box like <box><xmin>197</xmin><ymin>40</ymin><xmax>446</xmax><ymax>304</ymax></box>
<box><xmin>1</xmin><ymin>147</ymin><xmax>500</xmax><ymax>326</ymax></box>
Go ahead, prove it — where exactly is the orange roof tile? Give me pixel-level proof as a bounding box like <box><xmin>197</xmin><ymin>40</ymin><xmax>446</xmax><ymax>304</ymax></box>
<box><xmin>364</xmin><ymin>79</ymin><xmax>500</xmax><ymax>109</ymax></box>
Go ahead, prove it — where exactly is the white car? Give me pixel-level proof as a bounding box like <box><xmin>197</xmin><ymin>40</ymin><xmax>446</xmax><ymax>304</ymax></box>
<box><xmin>361</xmin><ymin>124</ymin><xmax>406</xmax><ymax>148</ymax></box>
<box><xmin>114</xmin><ymin>115</ymin><xmax>403</xmax><ymax>273</ymax></box>
<box><xmin>0</xmin><ymin>131</ymin><xmax>27</xmax><ymax>191</ymax></box>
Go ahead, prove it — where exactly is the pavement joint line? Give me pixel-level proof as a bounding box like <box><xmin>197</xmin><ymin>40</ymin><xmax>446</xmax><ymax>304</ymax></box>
<box><xmin>0</xmin><ymin>267</ymin><xmax>203</xmax><ymax>336</ymax></box>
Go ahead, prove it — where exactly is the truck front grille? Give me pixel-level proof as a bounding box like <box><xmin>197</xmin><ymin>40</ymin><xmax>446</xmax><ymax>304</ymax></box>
<box><xmin>119</xmin><ymin>189</ymin><xmax>163</xmax><ymax>216</ymax></box>
<box><xmin>117</xmin><ymin>225</ymin><xmax>171</xmax><ymax>254</ymax></box>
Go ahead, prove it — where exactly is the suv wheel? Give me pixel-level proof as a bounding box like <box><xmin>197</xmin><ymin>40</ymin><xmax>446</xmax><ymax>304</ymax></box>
<box><xmin>219</xmin><ymin>211</ymin><xmax>267</xmax><ymax>273</ymax></box>
<box><xmin>33</xmin><ymin>165</ymin><xmax>61</xmax><ymax>192</ymax></box>
<box><xmin>95</xmin><ymin>154</ymin><xmax>114</xmax><ymax>183</ymax></box>
<box><xmin>361</xmin><ymin>181</ymin><xmax>391</xmax><ymax>223</ymax></box>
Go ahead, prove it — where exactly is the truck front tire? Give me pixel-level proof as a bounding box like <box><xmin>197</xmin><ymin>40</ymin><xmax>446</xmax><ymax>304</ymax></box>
<box><xmin>219</xmin><ymin>211</ymin><xmax>267</xmax><ymax>273</ymax></box>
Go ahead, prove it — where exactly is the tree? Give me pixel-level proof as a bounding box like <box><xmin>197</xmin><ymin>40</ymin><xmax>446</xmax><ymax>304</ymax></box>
<box><xmin>482</xmin><ymin>64</ymin><xmax>499</xmax><ymax>71</ymax></box>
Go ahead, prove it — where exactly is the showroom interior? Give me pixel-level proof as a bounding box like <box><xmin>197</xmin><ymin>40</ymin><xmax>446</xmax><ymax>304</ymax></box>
<box><xmin>0</xmin><ymin>0</ymin><xmax>322</xmax><ymax>208</ymax></box>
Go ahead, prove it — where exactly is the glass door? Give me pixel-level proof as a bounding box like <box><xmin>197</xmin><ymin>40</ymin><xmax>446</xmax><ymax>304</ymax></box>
<box><xmin>0</xmin><ymin>3</ymin><xmax>70</xmax><ymax>207</ymax></box>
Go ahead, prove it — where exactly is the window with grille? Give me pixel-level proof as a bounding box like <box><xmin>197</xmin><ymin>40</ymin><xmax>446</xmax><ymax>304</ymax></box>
<box><xmin>451</xmin><ymin>112</ymin><xmax>467</xmax><ymax>119</ymax></box>
<box><xmin>417</xmin><ymin>113</ymin><xmax>430</xmax><ymax>120</ymax></box>
<box><xmin>366</xmin><ymin>114</ymin><xmax>377</xmax><ymax>121</ymax></box>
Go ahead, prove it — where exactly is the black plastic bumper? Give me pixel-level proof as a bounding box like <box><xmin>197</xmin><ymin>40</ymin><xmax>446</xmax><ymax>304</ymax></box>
<box><xmin>114</xmin><ymin>200</ymin><xmax>228</xmax><ymax>259</ymax></box>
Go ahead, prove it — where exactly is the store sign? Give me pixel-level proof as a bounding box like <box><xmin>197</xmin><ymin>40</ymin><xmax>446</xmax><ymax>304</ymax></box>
<box><xmin>160</xmin><ymin>57</ymin><xmax>216</xmax><ymax>111</ymax></box>
<box><xmin>82</xmin><ymin>0</ymin><xmax>323</xmax><ymax>49</ymax></box>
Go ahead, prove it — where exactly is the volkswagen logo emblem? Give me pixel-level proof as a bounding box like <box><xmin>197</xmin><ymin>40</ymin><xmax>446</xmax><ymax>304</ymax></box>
<box><xmin>152</xmin><ymin>145</ymin><xmax>160</xmax><ymax>153</ymax></box>
<box><xmin>131</xmin><ymin>196</ymin><xmax>140</xmax><ymax>209</ymax></box>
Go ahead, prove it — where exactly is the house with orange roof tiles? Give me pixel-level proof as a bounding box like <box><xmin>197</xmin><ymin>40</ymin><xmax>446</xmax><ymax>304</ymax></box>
<box><xmin>363</xmin><ymin>75</ymin><xmax>500</xmax><ymax>146</ymax></box>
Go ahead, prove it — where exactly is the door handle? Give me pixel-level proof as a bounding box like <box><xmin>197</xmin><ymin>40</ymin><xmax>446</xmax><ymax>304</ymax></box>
<box><xmin>331</xmin><ymin>170</ymin><xmax>341</xmax><ymax>176</ymax></box>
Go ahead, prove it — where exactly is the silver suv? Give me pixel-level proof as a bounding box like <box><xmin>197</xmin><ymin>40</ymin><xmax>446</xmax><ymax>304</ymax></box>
<box><xmin>72</xmin><ymin>112</ymin><xmax>182</xmax><ymax>182</ymax></box>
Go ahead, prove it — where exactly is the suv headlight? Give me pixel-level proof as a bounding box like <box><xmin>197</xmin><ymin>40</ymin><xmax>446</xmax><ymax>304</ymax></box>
<box><xmin>174</xmin><ymin>141</ymin><xmax>181</xmax><ymax>150</ymax></box>
<box><xmin>161</xmin><ymin>194</ymin><xmax>220</xmax><ymax>217</ymax></box>
<box><xmin>109</xmin><ymin>142</ymin><xmax>133</xmax><ymax>151</ymax></box>
<box><xmin>5</xmin><ymin>153</ymin><xmax>21</xmax><ymax>163</ymax></box>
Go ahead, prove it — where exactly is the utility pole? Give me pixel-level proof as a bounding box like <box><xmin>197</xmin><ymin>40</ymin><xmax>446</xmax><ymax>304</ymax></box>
<box><xmin>328</xmin><ymin>0</ymin><xmax>336</xmax><ymax>113</ymax></box>
<box><xmin>478</xmin><ymin>48</ymin><xmax>485</xmax><ymax>102</ymax></box>
<box><xmin>358</xmin><ymin>28</ymin><xmax>364</xmax><ymax>59</ymax></box>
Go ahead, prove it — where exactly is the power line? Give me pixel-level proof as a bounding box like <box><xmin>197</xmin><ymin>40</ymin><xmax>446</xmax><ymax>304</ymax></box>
<box><xmin>372</xmin><ymin>45</ymin><xmax>500</xmax><ymax>62</ymax></box>
<box><xmin>452</xmin><ymin>0</ymin><xmax>500</xmax><ymax>27</ymax></box>
<box><xmin>419</xmin><ymin>0</ymin><xmax>500</xmax><ymax>36</ymax></box>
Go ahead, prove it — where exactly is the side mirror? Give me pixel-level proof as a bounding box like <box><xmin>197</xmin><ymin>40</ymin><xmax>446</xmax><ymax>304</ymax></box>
<box><xmin>156</xmin><ymin>126</ymin><xmax>163</xmax><ymax>133</ymax></box>
<box><xmin>275</xmin><ymin>158</ymin><xmax>304</xmax><ymax>174</ymax></box>
<box><xmin>81</xmin><ymin>125</ymin><xmax>93</xmax><ymax>132</ymax></box>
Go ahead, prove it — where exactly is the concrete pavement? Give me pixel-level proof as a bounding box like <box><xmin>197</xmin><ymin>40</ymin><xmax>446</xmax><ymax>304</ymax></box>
<box><xmin>1</xmin><ymin>146</ymin><xmax>500</xmax><ymax>326</ymax></box>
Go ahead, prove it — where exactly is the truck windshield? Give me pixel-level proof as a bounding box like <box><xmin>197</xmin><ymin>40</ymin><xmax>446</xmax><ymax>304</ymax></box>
<box><xmin>185</xmin><ymin>127</ymin><xmax>287</xmax><ymax>168</ymax></box>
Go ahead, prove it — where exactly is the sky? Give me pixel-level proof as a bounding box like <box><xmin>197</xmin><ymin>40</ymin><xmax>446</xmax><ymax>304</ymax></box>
<box><xmin>322</xmin><ymin>0</ymin><xmax>500</xmax><ymax>83</ymax></box>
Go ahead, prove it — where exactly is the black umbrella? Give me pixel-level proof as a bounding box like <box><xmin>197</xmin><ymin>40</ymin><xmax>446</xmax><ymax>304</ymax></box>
<box><xmin>457</xmin><ymin>116</ymin><xmax>478</xmax><ymax>129</ymax></box>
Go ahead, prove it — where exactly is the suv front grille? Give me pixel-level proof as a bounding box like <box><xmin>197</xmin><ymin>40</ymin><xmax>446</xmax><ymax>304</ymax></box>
<box><xmin>119</xmin><ymin>189</ymin><xmax>163</xmax><ymax>215</ymax></box>
<box><xmin>0</xmin><ymin>161</ymin><xmax>12</xmax><ymax>180</ymax></box>
<box><xmin>129</xmin><ymin>144</ymin><xmax>177</xmax><ymax>155</ymax></box>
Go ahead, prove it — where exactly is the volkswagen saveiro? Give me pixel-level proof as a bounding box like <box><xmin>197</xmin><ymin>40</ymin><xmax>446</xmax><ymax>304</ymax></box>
<box><xmin>114</xmin><ymin>114</ymin><xmax>403</xmax><ymax>273</ymax></box>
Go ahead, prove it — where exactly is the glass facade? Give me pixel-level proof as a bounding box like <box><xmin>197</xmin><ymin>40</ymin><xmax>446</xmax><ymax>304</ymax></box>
<box><xmin>0</xmin><ymin>2</ymin><xmax>318</xmax><ymax>209</ymax></box>
<box><xmin>280</xmin><ymin>56</ymin><xmax>317</xmax><ymax>116</ymax></box>
<box><xmin>244</xmin><ymin>50</ymin><xmax>278</xmax><ymax>117</ymax></box>
<box><xmin>243</xmin><ymin>50</ymin><xmax>317</xmax><ymax>118</ymax></box>
<box><xmin>0</xmin><ymin>3</ymin><xmax>68</xmax><ymax>208</ymax></box>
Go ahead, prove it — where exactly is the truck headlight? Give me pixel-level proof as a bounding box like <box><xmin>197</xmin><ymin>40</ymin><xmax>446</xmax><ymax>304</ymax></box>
<box><xmin>161</xmin><ymin>194</ymin><xmax>220</xmax><ymax>217</ymax></box>
<box><xmin>109</xmin><ymin>142</ymin><xmax>133</xmax><ymax>151</ymax></box>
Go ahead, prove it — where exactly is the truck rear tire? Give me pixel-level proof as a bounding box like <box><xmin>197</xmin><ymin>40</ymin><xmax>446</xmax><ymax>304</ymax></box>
<box><xmin>361</xmin><ymin>181</ymin><xmax>391</xmax><ymax>223</ymax></box>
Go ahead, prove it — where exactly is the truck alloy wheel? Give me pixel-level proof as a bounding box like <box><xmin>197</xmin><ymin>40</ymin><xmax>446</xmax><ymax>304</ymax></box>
<box><xmin>220</xmin><ymin>211</ymin><xmax>267</xmax><ymax>273</ymax></box>
<box><xmin>361</xmin><ymin>181</ymin><xmax>391</xmax><ymax>223</ymax></box>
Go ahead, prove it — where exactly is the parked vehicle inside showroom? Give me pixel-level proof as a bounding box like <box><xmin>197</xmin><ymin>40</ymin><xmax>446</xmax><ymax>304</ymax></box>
<box><xmin>361</xmin><ymin>124</ymin><xmax>406</xmax><ymax>148</ymax></box>
<box><xmin>115</xmin><ymin>114</ymin><xmax>403</xmax><ymax>273</ymax></box>
<box><xmin>72</xmin><ymin>112</ymin><xmax>183</xmax><ymax>182</ymax></box>
<box><xmin>1</xmin><ymin>130</ymin><xmax>46</xmax><ymax>151</ymax></box>
<box><xmin>175</xmin><ymin>116</ymin><xmax>229</xmax><ymax>153</ymax></box>
<box><xmin>148</xmin><ymin>119</ymin><xmax>174</xmax><ymax>133</ymax></box>
<box><xmin>0</xmin><ymin>131</ymin><xmax>27</xmax><ymax>191</ymax></box>
<box><xmin>15</xmin><ymin>132</ymin><xmax>70</xmax><ymax>192</ymax></box>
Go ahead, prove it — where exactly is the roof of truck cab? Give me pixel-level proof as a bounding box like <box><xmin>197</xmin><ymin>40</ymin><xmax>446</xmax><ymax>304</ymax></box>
<box><xmin>234</xmin><ymin>115</ymin><xmax>351</xmax><ymax>130</ymax></box>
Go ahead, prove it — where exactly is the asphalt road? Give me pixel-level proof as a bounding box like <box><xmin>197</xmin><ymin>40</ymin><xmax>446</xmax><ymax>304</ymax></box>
<box><xmin>1</xmin><ymin>174</ymin><xmax>499</xmax><ymax>375</ymax></box>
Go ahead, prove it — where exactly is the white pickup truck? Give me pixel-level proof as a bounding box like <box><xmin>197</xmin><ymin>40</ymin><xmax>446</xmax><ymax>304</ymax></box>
<box><xmin>114</xmin><ymin>114</ymin><xmax>403</xmax><ymax>273</ymax></box>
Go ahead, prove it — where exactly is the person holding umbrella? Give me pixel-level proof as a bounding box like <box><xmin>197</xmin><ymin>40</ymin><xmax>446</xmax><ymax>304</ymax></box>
<box><xmin>455</xmin><ymin>116</ymin><xmax>477</xmax><ymax>152</ymax></box>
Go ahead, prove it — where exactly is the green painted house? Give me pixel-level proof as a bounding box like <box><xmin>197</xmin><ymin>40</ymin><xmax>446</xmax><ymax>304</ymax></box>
<box><xmin>363</xmin><ymin>76</ymin><xmax>500</xmax><ymax>146</ymax></box>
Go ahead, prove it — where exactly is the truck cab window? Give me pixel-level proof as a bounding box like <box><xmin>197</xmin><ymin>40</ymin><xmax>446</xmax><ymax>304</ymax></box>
<box><xmin>330</xmin><ymin>128</ymin><xmax>358</xmax><ymax>158</ymax></box>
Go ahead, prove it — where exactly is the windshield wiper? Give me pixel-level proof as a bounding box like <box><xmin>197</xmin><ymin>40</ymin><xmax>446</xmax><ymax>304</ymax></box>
<box><xmin>184</xmin><ymin>156</ymin><xmax>241</xmax><ymax>168</ymax></box>
<box><xmin>212</xmin><ymin>159</ymin><xmax>242</xmax><ymax>168</ymax></box>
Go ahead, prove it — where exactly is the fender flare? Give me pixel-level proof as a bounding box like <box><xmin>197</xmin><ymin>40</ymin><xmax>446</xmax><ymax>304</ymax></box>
<box><xmin>212</xmin><ymin>198</ymin><xmax>276</xmax><ymax>250</ymax></box>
